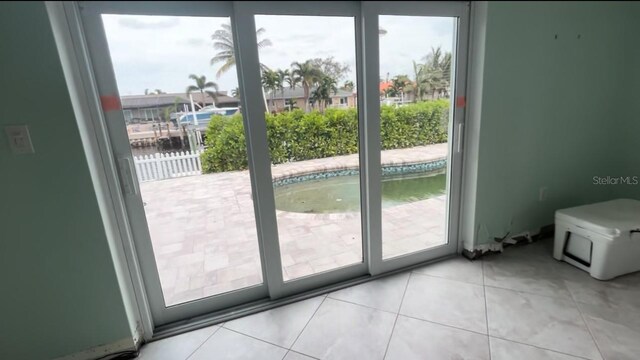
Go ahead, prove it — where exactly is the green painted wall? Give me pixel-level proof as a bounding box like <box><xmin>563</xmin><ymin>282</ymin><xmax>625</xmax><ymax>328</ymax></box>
<box><xmin>472</xmin><ymin>1</ymin><xmax>637</xmax><ymax>245</ymax></box>
<box><xmin>620</xmin><ymin>2</ymin><xmax>640</xmax><ymax>200</ymax></box>
<box><xmin>0</xmin><ymin>2</ymin><xmax>132</xmax><ymax>359</ymax></box>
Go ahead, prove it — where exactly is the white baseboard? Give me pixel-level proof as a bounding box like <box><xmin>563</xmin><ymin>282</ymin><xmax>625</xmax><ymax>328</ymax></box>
<box><xmin>54</xmin><ymin>337</ymin><xmax>137</xmax><ymax>360</ymax></box>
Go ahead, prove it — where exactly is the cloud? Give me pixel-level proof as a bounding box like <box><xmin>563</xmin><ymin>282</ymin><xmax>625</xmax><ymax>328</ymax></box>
<box><xmin>179</xmin><ymin>38</ymin><xmax>206</xmax><ymax>47</ymax></box>
<box><xmin>103</xmin><ymin>14</ymin><xmax>454</xmax><ymax>95</ymax></box>
<box><xmin>283</xmin><ymin>33</ymin><xmax>323</xmax><ymax>43</ymax></box>
<box><xmin>118</xmin><ymin>17</ymin><xmax>180</xmax><ymax>30</ymax></box>
<box><xmin>431</xmin><ymin>19</ymin><xmax>453</xmax><ymax>37</ymax></box>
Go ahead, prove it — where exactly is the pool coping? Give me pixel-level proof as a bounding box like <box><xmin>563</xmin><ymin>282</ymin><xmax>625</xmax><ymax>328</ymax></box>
<box><xmin>271</xmin><ymin>143</ymin><xmax>449</xmax><ymax>186</ymax></box>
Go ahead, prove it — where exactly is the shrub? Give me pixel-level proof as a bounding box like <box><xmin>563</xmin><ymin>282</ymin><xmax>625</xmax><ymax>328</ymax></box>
<box><xmin>201</xmin><ymin>100</ymin><xmax>449</xmax><ymax>173</ymax></box>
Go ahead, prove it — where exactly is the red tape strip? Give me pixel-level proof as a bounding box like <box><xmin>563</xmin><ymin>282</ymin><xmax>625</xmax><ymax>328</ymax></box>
<box><xmin>100</xmin><ymin>95</ymin><xmax>122</xmax><ymax>112</ymax></box>
<box><xmin>455</xmin><ymin>96</ymin><xmax>466</xmax><ymax>108</ymax></box>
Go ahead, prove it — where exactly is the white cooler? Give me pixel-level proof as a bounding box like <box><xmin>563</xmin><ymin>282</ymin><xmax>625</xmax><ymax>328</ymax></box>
<box><xmin>554</xmin><ymin>199</ymin><xmax>640</xmax><ymax>280</ymax></box>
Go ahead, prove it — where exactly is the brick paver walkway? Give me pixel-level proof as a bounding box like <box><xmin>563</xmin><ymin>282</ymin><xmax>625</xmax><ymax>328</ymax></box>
<box><xmin>142</xmin><ymin>144</ymin><xmax>448</xmax><ymax>305</ymax></box>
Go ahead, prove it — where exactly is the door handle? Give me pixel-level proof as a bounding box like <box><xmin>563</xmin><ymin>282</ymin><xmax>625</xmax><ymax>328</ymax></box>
<box><xmin>456</xmin><ymin>123</ymin><xmax>464</xmax><ymax>153</ymax></box>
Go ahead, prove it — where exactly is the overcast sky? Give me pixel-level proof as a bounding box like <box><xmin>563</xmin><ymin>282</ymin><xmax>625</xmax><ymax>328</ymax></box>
<box><xmin>102</xmin><ymin>14</ymin><xmax>454</xmax><ymax>96</ymax></box>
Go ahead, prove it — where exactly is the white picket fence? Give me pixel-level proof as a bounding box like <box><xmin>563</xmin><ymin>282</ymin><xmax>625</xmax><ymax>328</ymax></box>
<box><xmin>133</xmin><ymin>150</ymin><xmax>203</xmax><ymax>182</ymax></box>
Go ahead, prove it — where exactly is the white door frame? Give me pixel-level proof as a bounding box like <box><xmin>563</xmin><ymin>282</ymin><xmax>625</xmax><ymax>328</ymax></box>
<box><xmin>362</xmin><ymin>1</ymin><xmax>469</xmax><ymax>275</ymax></box>
<box><xmin>61</xmin><ymin>0</ymin><xmax>470</xmax><ymax>335</ymax></box>
<box><xmin>231</xmin><ymin>0</ymin><xmax>370</xmax><ymax>300</ymax></box>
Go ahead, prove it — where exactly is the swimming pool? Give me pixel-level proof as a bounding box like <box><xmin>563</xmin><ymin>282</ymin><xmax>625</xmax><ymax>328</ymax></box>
<box><xmin>274</xmin><ymin>170</ymin><xmax>446</xmax><ymax>214</ymax></box>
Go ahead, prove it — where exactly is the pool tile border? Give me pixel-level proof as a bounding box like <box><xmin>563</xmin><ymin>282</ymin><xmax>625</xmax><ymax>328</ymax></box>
<box><xmin>272</xmin><ymin>158</ymin><xmax>447</xmax><ymax>187</ymax></box>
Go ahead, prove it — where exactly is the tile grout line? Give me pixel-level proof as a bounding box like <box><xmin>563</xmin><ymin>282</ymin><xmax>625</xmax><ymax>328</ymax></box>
<box><xmin>488</xmin><ymin>335</ymin><xmax>594</xmax><ymax>360</ymax></box>
<box><xmin>283</xmin><ymin>350</ymin><xmax>321</xmax><ymax>360</ymax></box>
<box><xmin>492</xmin><ymin>247</ymin><xmax>607</xmax><ymax>359</ymax></box>
<box><xmin>410</xmin><ymin>269</ymin><xmax>484</xmax><ymax>286</ymax></box>
<box><xmin>482</xmin><ymin>258</ymin><xmax>576</xmax><ymax>300</ymax></box>
<box><xmin>382</xmin><ymin>272</ymin><xmax>411</xmax><ymax>360</ymax></box>
<box><xmin>566</xmin><ymin>284</ymin><xmax>606</xmax><ymax>360</ymax></box>
<box><xmin>557</xmin><ymin>258</ymin><xmax>606</xmax><ymax>360</ymax></box>
<box><xmin>411</xmin><ymin>268</ymin><xmax>484</xmax><ymax>286</ymax></box>
<box><xmin>327</xmin><ymin>296</ymin><xmax>398</xmax><ymax>315</ymax></box>
<box><xmin>481</xmin><ymin>260</ymin><xmax>491</xmax><ymax>360</ymax></box>
<box><xmin>399</xmin><ymin>312</ymin><xmax>489</xmax><ymax>337</ymax></box>
<box><xmin>484</xmin><ymin>245</ymin><xmax>605</xmax><ymax>360</ymax></box>
<box><xmin>286</xmin><ymin>295</ymin><xmax>327</xmax><ymax>358</ymax></box>
<box><xmin>221</xmin><ymin>327</ymin><xmax>291</xmax><ymax>352</ymax></box>
<box><xmin>482</xmin><ymin>282</ymin><xmax>574</xmax><ymax>302</ymax></box>
<box><xmin>184</xmin><ymin>325</ymin><xmax>222</xmax><ymax>360</ymax></box>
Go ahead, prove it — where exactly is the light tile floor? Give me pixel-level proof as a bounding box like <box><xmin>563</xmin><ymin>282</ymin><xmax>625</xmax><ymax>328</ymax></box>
<box><xmin>141</xmin><ymin>144</ymin><xmax>448</xmax><ymax>305</ymax></box>
<box><xmin>136</xmin><ymin>238</ymin><xmax>640</xmax><ymax>360</ymax></box>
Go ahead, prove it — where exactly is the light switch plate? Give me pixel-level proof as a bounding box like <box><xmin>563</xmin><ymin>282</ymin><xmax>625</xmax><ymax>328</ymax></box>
<box><xmin>5</xmin><ymin>125</ymin><xmax>35</xmax><ymax>154</ymax></box>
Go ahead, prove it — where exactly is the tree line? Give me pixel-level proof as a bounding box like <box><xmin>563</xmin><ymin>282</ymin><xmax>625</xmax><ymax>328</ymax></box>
<box><xmin>148</xmin><ymin>23</ymin><xmax>453</xmax><ymax>120</ymax></box>
<box><xmin>383</xmin><ymin>47</ymin><xmax>452</xmax><ymax>102</ymax></box>
<box><xmin>260</xmin><ymin>57</ymin><xmax>351</xmax><ymax>113</ymax></box>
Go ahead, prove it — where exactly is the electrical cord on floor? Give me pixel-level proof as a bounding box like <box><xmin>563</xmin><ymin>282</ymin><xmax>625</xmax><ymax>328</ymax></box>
<box><xmin>94</xmin><ymin>350</ymin><xmax>139</xmax><ymax>360</ymax></box>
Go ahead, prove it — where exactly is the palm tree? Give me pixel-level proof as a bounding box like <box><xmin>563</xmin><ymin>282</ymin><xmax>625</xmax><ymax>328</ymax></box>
<box><xmin>143</xmin><ymin>89</ymin><xmax>167</xmax><ymax>135</ymax></box>
<box><xmin>261</xmin><ymin>69</ymin><xmax>280</xmax><ymax>112</ymax></box>
<box><xmin>291</xmin><ymin>60</ymin><xmax>323</xmax><ymax>112</ymax></box>
<box><xmin>422</xmin><ymin>47</ymin><xmax>452</xmax><ymax>99</ymax></box>
<box><xmin>342</xmin><ymin>80</ymin><xmax>354</xmax><ymax>92</ymax></box>
<box><xmin>161</xmin><ymin>106</ymin><xmax>173</xmax><ymax>138</ymax></box>
<box><xmin>310</xmin><ymin>75</ymin><xmax>338</xmax><ymax>112</ymax></box>
<box><xmin>437</xmin><ymin>52</ymin><xmax>452</xmax><ymax>98</ymax></box>
<box><xmin>284</xmin><ymin>98</ymin><xmax>299</xmax><ymax>111</ymax></box>
<box><xmin>385</xmin><ymin>76</ymin><xmax>410</xmax><ymax>98</ymax></box>
<box><xmin>186</xmin><ymin>74</ymin><xmax>218</xmax><ymax>107</ymax></box>
<box><xmin>283</xmin><ymin>69</ymin><xmax>298</xmax><ymax>107</ymax></box>
<box><xmin>144</xmin><ymin>89</ymin><xmax>164</xmax><ymax>95</ymax></box>
<box><xmin>411</xmin><ymin>60</ymin><xmax>425</xmax><ymax>102</ymax></box>
<box><xmin>211</xmin><ymin>23</ymin><xmax>272</xmax><ymax>111</ymax></box>
<box><xmin>283</xmin><ymin>69</ymin><xmax>297</xmax><ymax>89</ymax></box>
<box><xmin>277</xmin><ymin>69</ymin><xmax>291</xmax><ymax>97</ymax></box>
<box><xmin>210</xmin><ymin>23</ymin><xmax>272</xmax><ymax>78</ymax></box>
<box><xmin>160</xmin><ymin>97</ymin><xmax>182</xmax><ymax>139</ymax></box>
<box><xmin>423</xmin><ymin>47</ymin><xmax>442</xmax><ymax>99</ymax></box>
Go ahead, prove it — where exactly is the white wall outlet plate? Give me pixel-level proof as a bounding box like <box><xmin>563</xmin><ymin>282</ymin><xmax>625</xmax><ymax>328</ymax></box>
<box><xmin>5</xmin><ymin>125</ymin><xmax>35</xmax><ymax>154</ymax></box>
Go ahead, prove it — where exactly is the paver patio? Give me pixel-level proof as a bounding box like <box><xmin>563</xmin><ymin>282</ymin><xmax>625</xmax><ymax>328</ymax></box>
<box><xmin>141</xmin><ymin>144</ymin><xmax>448</xmax><ymax>305</ymax></box>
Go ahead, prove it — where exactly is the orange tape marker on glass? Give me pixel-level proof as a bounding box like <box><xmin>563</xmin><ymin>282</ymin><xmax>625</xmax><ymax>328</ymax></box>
<box><xmin>455</xmin><ymin>96</ymin><xmax>466</xmax><ymax>108</ymax></box>
<box><xmin>100</xmin><ymin>95</ymin><xmax>122</xmax><ymax>112</ymax></box>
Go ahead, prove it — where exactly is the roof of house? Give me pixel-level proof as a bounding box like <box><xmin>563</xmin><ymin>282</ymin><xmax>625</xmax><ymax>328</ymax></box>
<box><xmin>121</xmin><ymin>92</ymin><xmax>239</xmax><ymax>109</ymax></box>
<box><xmin>379</xmin><ymin>81</ymin><xmax>392</xmax><ymax>93</ymax></box>
<box><xmin>379</xmin><ymin>80</ymin><xmax>417</xmax><ymax>94</ymax></box>
<box><xmin>267</xmin><ymin>87</ymin><xmax>355</xmax><ymax>100</ymax></box>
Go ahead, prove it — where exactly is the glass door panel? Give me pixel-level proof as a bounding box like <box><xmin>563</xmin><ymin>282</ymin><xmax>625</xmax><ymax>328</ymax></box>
<box><xmin>253</xmin><ymin>14</ymin><xmax>363</xmax><ymax>281</ymax></box>
<box><xmin>100</xmin><ymin>14</ymin><xmax>264</xmax><ymax>306</ymax></box>
<box><xmin>378</xmin><ymin>15</ymin><xmax>457</xmax><ymax>259</ymax></box>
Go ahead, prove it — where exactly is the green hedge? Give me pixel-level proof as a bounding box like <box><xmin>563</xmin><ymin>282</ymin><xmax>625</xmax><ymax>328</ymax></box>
<box><xmin>201</xmin><ymin>100</ymin><xmax>449</xmax><ymax>173</ymax></box>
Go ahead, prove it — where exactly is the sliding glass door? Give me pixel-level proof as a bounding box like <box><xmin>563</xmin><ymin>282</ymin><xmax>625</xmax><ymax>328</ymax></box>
<box><xmin>79</xmin><ymin>2</ymin><xmax>275</xmax><ymax>326</ymax></box>
<box><xmin>77</xmin><ymin>1</ymin><xmax>467</xmax><ymax>329</ymax></box>
<box><xmin>231</xmin><ymin>1</ymin><xmax>369</xmax><ymax>300</ymax></box>
<box><xmin>363</xmin><ymin>2</ymin><xmax>468</xmax><ymax>275</ymax></box>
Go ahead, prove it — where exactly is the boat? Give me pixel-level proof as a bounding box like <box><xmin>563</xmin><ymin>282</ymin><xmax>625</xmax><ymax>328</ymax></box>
<box><xmin>177</xmin><ymin>105</ymin><xmax>239</xmax><ymax>128</ymax></box>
